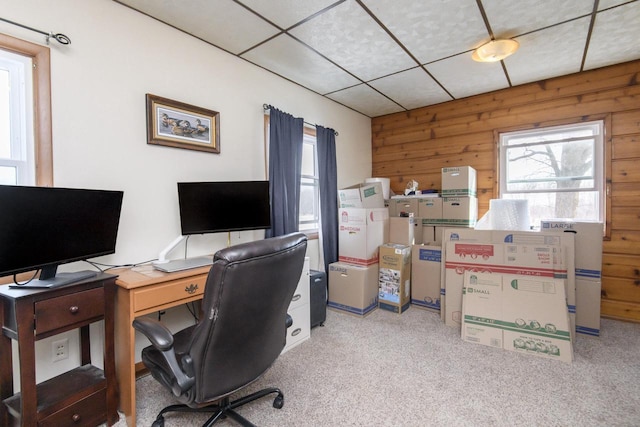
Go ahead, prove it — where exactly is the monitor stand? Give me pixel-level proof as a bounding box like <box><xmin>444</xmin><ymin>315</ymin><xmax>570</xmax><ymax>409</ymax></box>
<box><xmin>10</xmin><ymin>270</ymin><xmax>98</xmax><ymax>289</ymax></box>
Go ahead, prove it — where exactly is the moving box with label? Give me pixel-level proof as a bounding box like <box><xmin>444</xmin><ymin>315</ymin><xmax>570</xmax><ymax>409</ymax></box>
<box><xmin>441</xmin><ymin>166</ymin><xmax>477</xmax><ymax>197</ymax></box>
<box><xmin>338</xmin><ymin>208</ymin><xmax>389</xmax><ymax>266</ymax></box>
<box><xmin>462</xmin><ymin>271</ymin><xmax>573</xmax><ymax>363</ymax></box>
<box><xmin>328</xmin><ymin>262</ymin><xmax>379</xmax><ymax>316</ymax></box>
<box><xmin>378</xmin><ymin>244</ymin><xmax>411</xmax><ymax>313</ymax></box>
<box><xmin>339</xmin><ymin>182</ymin><xmax>385</xmax><ymax>209</ymax></box>
<box><xmin>411</xmin><ymin>244</ymin><xmax>441</xmax><ymax>313</ymax></box>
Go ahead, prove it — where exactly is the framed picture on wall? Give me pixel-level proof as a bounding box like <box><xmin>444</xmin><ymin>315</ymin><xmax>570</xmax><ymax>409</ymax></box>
<box><xmin>146</xmin><ymin>94</ymin><xmax>220</xmax><ymax>153</ymax></box>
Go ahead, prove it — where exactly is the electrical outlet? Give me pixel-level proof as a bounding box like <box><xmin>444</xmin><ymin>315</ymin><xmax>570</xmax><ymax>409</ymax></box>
<box><xmin>52</xmin><ymin>338</ymin><xmax>69</xmax><ymax>362</ymax></box>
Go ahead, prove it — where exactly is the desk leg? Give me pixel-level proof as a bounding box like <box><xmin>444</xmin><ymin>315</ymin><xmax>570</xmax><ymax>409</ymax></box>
<box><xmin>16</xmin><ymin>299</ymin><xmax>37</xmax><ymax>426</ymax></box>
<box><xmin>104</xmin><ymin>281</ymin><xmax>119</xmax><ymax>426</ymax></box>
<box><xmin>0</xmin><ymin>300</ymin><xmax>11</xmax><ymax>426</ymax></box>
<box><xmin>115</xmin><ymin>287</ymin><xmax>136</xmax><ymax>427</ymax></box>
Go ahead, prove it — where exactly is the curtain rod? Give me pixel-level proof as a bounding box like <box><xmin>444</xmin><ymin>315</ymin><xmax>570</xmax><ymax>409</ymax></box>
<box><xmin>263</xmin><ymin>104</ymin><xmax>338</xmax><ymax>137</ymax></box>
<box><xmin>0</xmin><ymin>17</ymin><xmax>71</xmax><ymax>45</ymax></box>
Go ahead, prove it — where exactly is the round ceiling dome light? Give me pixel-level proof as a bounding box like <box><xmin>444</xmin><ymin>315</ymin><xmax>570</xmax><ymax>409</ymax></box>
<box><xmin>472</xmin><ymin>39</ymin><xmax>519</xmax><ymax>62</ymax></box>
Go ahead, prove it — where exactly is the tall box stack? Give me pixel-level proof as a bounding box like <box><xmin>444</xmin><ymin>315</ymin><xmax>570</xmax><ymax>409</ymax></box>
<box><xmin>330</xmin><ymin>181</ymin><xmax>388</xmax><ymax>316</ymax></box>
<box><xmin>541</xmin><ymin>220</ymin><xmax>603</xmax><ymax>336</ymax></box>
<box><xmin>378</xmin><ymin>243</ymin><xmax>411</xmax><ymax>313</ymax></box>
<box><xmin>441</xmin><ymin>167</ymin><xmax>477</xmax><ymax>227</ymax></box>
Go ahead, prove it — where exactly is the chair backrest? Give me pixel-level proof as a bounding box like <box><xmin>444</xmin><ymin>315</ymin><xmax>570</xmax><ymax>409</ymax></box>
<box><xmin>188</xmin><ymin>232</ymin><xmax>307</xmax><ymax>404</ymax></box>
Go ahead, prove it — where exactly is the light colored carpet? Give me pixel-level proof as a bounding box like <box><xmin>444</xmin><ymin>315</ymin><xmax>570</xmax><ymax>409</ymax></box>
<box><xmin>114</xmin><ymin>307</ymin><xmax>640</xmax><ymax>426</ymax></box>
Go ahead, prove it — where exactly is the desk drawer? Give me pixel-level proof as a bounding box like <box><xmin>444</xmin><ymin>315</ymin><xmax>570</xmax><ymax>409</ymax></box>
<box><xmin>39</xmin><ymin>388</ymin><xmax>106</xmax><ymax>427</ymax></box>
<box><xmin>134</xmin><ymin>275</ymin><xmax>206</xmax><ymax>312</ymax></box>
<box><xmin>35</xmin><ymin>288</ymin><xmax>104</xmax><ymax>335</ymax></box>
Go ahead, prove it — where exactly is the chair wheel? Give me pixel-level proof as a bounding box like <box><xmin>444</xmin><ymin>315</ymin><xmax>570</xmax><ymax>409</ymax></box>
<box><xmin>273</xmin><ymin>394</ymin><xmax>284</xmax><ymax>409</ymax></box>
<box><xmin>152</xmin><ymin>416</ymin><xmax>165</xmax><ymax>427</ymax></box>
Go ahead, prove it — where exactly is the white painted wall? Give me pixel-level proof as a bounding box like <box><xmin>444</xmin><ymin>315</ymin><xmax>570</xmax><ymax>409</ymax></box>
<box><xmin>2</xmin><ymin>0</ymin><xmax>372</xmax><ymax>386</ymax></box>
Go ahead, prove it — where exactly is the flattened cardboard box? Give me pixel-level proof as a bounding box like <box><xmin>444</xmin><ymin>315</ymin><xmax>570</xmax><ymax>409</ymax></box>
<box><xmin>411</xmin><ymin>244</ymin><xmax>441</xmax><ymax>312</ymax></box>
<box><xmin>444</xmin><ymin>242</ymin><xmax>566</xmax><ymax>328</ymax></box>
<box><xmin>378</xmin><ymin>244</ymin><xmax>411</xmax><ymax>313</ymax></box>
<box><xmin>440</xmin><ymin>228</ymin><xmax>576</xmax><ymax>341</ymax></box>
<box><xmin>540</xmin><ymin>220</ymin><xmax>603</xmax><ymax>336</ymax></box>
<box><xmin>328</xmin><ymin>262</ymin><xmax>379</xmax><ymax>317</ymax></box>
<box><xmin>462</xmin><ymin>271</ymin><xmax>573</xmax><ymax>363</ymax></box>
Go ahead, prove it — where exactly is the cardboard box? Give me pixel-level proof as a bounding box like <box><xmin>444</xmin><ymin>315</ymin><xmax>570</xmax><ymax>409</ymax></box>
<box><xmin>440</xmin><ymin>228</ymin><xmax>576</xmax><ymax>340</ymax></box>
<box><xmin>444</xmin><ymin>242</ymin><xmax>564</xmax><ymax>328</ymax></box>
<box><xmin>388</xmin><ymin>197</ymin><xmax>419</xmax><ymax>217</ymax></box>
<box><xmin>378</xmin><ymin>244</ymin><xmax>411</xmax><ymax>313</ymax></box>
<box><xmin>389</xmin><ymin>216</ymin><xmax>421</xmax><ymax>245</ymax></box>
<box><xmin>328</xmin><ymin>262</ymin><xmax>379</xmax><ymax>316</ymax></box>
<box><xmin>575</xmin><ymin>278</ymin><xmax>602</xmax><ymax>336</ymax></box>
<box><xmin>540</xmin><ymin>220</ymin><xmax>603</xmax><ymax>336</ymax></box>
<box><xmin>411</xmin><ymin>244</ymin><xmax>441</xmax><ymax>312</ymax></box>
<box><xmin>462</xmin><ymin>271</ymin><xmax>573</xmax><ymax>363</ymax></box>
<box><xmin>339</xmin><ymin>182</ymin><xmax>385</xmax><ymax>208</ymax></box>
<box><xmin>441</xmin><ymin>166</ymin><xmax>477</xmax><ymax>197</ymax></box>
<box><xmin>338</xmin><ymin>208</ymin><xmax>389</xmax><ymax>266</ymax></box>
<box><xmin>442</xmin><ymin>197</ymin><xmax>478</xmax><ymax>227</ymax></box>
<box><xmin>422</xmin><ymin>224</ymin><xmax>436</xmax><ymax>244</ymax></box>
<box><xmin>540</xmin><ymin>220</ymin><xmax>603</xmax><ymax>279</ymax></box>
<box><xmin>418</xmin><ymin>197</ymin><xmax>443</xmax><ymax>223</ymax></box>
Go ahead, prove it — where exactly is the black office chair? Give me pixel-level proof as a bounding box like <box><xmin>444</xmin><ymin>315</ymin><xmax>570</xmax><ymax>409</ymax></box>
<box><xmin>133</xmin><ymin>232</ymin><xmax>308</xmax><ymax>427</ymax></box>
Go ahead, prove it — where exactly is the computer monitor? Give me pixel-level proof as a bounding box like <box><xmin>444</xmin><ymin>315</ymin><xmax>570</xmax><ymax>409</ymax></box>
<box><xmin>0</xmin><ymin>185</ymin><xmax>124</xmax><ymax>288</ymax></box>
<box><xmin>177</xmin><ymin>180</ymin><xmax>271</xmax><ymax>234</ymax></box>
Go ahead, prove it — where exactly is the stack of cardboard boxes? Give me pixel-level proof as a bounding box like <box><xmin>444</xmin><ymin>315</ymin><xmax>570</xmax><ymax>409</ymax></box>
<box><xmin>326</xmin><ymin>169</ymin><xmax>602</xmax><ymax>364</ymax></box>
<box><xmin>328</xmin><ymin>182</ymin><xmax>388</xmax><ymax>316</ymax></box>
<box><xmin>411</xmin><ymin>167</ymin><xmax>478</xmax><ymax>314</ymax></box>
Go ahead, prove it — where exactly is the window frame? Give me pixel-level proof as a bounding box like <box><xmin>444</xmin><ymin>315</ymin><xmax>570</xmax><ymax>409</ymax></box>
<box><xmin>0</xmin><ymin>33</ymin><xmax>53</xmax><ymax>187</ymax></box>
<box><xmin>494</xmin><ymin>115</ymin><xmax>611</xmax><ymax>239</ymax></box>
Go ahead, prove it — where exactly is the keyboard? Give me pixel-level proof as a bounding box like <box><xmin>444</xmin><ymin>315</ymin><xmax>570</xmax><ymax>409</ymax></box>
<box><xmin>153</xmin><ymin>256</ymin><xmax>213</xmax><ymax>273</ymax></box>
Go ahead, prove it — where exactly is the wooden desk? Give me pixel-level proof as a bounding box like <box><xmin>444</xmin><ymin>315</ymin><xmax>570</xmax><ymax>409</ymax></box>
<box><xmin>113</xmin><ymin>265</ymin><xmax>210</xmax><ymax>427</ymax></box>
<box><xmin>0</xmin><ymin>274</ymin><xmax>118</xmax><ymax>426</ymax></box>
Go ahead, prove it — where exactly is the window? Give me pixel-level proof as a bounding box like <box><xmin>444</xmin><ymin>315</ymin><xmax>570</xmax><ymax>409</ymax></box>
<box><xmin>0</xmin><ymin>49</ymin><xmax>34</xmax><ymax>185</ymax></box>
<box><xmin>299</xmin><ymin>129</ymin><xmax>320</xmax><ymax>233</ymax></box>
<box><xmin>499</xmin><ymin>120</ymin><xmax>605</xmax><ymax>229</ymax></box>
<box><xmin>0</xmin><ymin>35</ymin><xmax>53</xmax><ymax>187</ymax></box>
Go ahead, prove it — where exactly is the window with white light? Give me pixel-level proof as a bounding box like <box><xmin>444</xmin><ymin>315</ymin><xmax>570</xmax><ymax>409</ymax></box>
<box><xmin>499</xmin><ymin>120</ymin><xmax>605</xmax><ymax>229</ymax></box>
<box><xmin>0</xmin><ymin>49</ymin><xmax>35</xmax><ymax>185</ymax></box>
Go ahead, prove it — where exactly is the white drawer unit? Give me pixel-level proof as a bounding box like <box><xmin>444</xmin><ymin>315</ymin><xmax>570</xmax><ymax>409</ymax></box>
<box><xmin>283</xmin><ymin>257</ymin><xmax>310</xmax><ymax>353</ymax></box>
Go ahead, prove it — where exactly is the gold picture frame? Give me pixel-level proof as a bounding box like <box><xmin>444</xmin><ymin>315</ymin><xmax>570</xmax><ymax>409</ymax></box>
<box><xmin>146</xmin><ymin>94</ymin><xmax>220</xmax><ymax>153</ymax></box>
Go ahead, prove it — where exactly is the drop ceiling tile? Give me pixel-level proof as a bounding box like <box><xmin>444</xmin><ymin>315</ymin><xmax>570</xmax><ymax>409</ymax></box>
<box><xmin>598</xmin><ymin>0</ymin><xmax>632</xmax><ymax>10</ymax></box>
<box><xmin>242</xmin><ymin>34</ymin><xmax>360</xmax><ymax>94</ymax></box>
<box><xmin>484</xmin><ymin>0</ymin><xmax>594</xmax><ymax>38</ymax></box>
<box><xmin>425</xmin><ymin>54</ymin><xmax>509</xmax><ymax>100</ymax></box>
<box><xmin>237</xmin><ymin>0</ymin><xmax>340</xmax><ymax>29</ymax></box>
<box><xmin>327</xmin><ymin>84</ymin><xmax>404</xmax><ymax>117</ymax></box>
<box><xmin>584</xmin><ymin>2</ymin><xmax>640</xmax><ymax>70</ymax></box>
<box><xmin>361</xmin><ymin>0</ymin><xmax>488</xmax><ymax>63</ymax></box>
<box><xmin>116</xmin><ymin>0</ymin><xmax>279</xmax><ymax>54</ymax></box>
<box><xmin>505</xmin><ymin>18</ymin><xmax>590</xmax><ymax>86</ymax></box>
<box><xmin>289</xmin><ymin>0</ymin><xmax>416</xmax><ymax>81</ymax></box>
<box><xmin>368</xmin><ymin>68</ymin><xmax>452</xmax><ymax>110</ymax></box>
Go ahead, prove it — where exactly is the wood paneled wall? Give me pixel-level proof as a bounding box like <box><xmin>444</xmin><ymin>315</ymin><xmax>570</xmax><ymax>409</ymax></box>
<box><xmin>371</xmin><ymin>60</ymin><xmax>640</xmax><ymax>323</ymax></box>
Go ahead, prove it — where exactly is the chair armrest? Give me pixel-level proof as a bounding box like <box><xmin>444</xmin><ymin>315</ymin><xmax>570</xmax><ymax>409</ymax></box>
<box><xmin>133</xmin><ymin>317</ymin><xmax>174</xmax><ymax>350</ymax></box>
<box><xmin>132</xmin><ymin>317</ymin><xmax>195</xmax><ymax>396</ymax></box>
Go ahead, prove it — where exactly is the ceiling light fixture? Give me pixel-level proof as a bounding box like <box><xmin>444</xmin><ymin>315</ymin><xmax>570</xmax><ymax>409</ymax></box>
<box><xmin>472</xmin><ymin>39</ymin><xmax>519</xmax><ymax>62</ymax></box>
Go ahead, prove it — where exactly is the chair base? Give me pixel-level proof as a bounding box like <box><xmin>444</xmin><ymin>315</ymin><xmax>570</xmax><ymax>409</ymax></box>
<box><xmin>151</xmin><ymin>387</ymin><xmax>284</xmax><ymax>427</ymax></box>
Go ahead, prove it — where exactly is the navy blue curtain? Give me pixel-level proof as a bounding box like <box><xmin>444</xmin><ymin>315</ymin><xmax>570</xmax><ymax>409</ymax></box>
<box><xmin>316</xmin><ymin>125</ymin><xmax>338</xmax><ymax>273</ymax></box>
<box><xmin>266</xmin><ymin>107</ymin><xmax>304</xmax><ymax>237</ymax></box>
